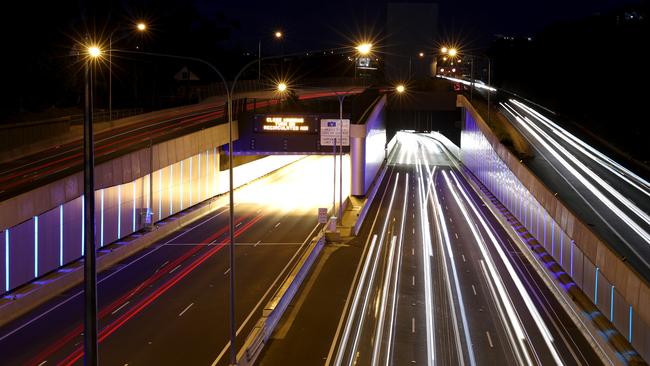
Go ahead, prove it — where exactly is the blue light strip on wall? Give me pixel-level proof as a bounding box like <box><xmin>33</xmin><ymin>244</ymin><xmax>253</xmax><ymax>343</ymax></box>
<box><xmin>594</xmin><ymin>267</ymin><xmax>600</xmax><ymax>304</ymax></box>
<box><xmin>117</xmin><ymin>185</ymin><xmax>122</xmax><ymax>238</ymax></box>
<box><xmin>198</xmin><ymin>153</ymin><xmax>201</xmax><ymax>200</ymax></box>
<box><xmin>81</xmin><ymin>196</ymin><xmax>85</xmax><ymax>256</ymax></box>
<box><xmin>59</xmin><ymin>205</ymin><xmax>63</xmax><ymax>266</ymax></box>
<box><xmin>5</xmin><ymin>230</ymin><xmax>9</xmax><ymax>292</ymax></box>
<box><xmin>629</xmin><ymin>305</ymin><xmax>633</xmax><ymax>342</ymax></box>
<box><xmin>158</xmin><ymin>170</ymin><xmax>162</xmax><ymax>221</ymax></box>
<box><xmin>180</xmin><ymin>160</ymin><xmax>184</xmax><ymax>210</ymax></box>
<box><xmin>610</xmin><ymin>286</ymin><xmax>615</xmax><ymax>321</ymax></box>
<box><xmin>169</xmin><ymin>165</ymin><xmax>173</xmax><ymax>215</ymax></box>
<box><xmin>132</xmin><ymin>181</ymin><xmax>136</xmax><ymax>232</ymax></box>
<box><xmin>100</xmin><ymin>190</ymin><xmax>104</xmax><ymax>247</ymax></box>
<box><xmin>34</xmin><ymin>216</ymin><xmax>38</xmax><ymax>277</ymax></box>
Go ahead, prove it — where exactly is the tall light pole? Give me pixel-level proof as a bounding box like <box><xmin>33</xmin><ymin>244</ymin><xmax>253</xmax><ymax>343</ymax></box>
<box><xmin>109</xmin><ymin>22</ymin><xmax>147</xmax><ymax>120</ymax></box>
<box><xmin>84</xmin><ymin>44</ymin><xmax>101</xmax><ymax>366</ymax></box>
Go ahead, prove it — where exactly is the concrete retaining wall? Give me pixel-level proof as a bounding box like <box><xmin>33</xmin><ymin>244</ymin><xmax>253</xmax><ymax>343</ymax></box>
<box><xmin>458</xmin><ymin>95</ymin><xmax>650</xmax><ymax>359</ymax></box>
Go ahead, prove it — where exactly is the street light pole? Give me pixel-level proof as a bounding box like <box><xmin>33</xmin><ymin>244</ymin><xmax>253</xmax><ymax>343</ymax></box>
<box><xmin>337</xmin><ymin>94</ymin><xmax>345</xmax><ymax>222</ymax></box>
<box><xmin>83</xmin><ymin>55</ymin><xmax>99</xmax><ymax>366</ymax></box>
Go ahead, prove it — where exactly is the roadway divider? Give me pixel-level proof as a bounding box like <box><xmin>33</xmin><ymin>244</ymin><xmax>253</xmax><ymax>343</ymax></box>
<box><xmin>237</xmin><ymin>233</ymin><xmax>326</xmax><ymax>366</ymax></box>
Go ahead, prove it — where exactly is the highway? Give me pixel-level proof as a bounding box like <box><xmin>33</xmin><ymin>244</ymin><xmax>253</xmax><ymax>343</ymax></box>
<box><xmin>0</xmin><ymin>88</ymin><xmax>360</xmax><ymax>201</ymax></box>
<box><xmin>0</xmin><ymin>154</ymin><xmax>348</xmax><ymax>365</ymax></box>
<box><xmin>501</xmin><ymin>100</ymin><xmax>650</xmax><ymax>281</ymax></box>
<box><xmin>329</xmin><ymin>132</ymin><xmax>603</xmax><ymax>366</ymax></box>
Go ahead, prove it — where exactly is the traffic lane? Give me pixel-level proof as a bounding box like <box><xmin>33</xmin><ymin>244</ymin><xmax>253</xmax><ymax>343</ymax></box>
<box><xmin>432</xmin><ymin>168</ymin><xmax>519</xmax><ymax>365</ymax></box>
<box><xmin>344</xmin><ymin>169</ymin><xmax>405</xmax><ymax>365</ymax></box>
<box><xmin>96</xmin><ymin>208</ymin><xmax>320</xmax><ymax>366</ymax></box>
<box><xmin>259</xmin><ymin>162</ymin><xmax>393</xmax><ymax>366</ymax></box>
<box><xmin>501</xmin><ymin>103</ymin><xmax>650</xmax><ymax>279</ymax></box>
<box><xmin>453</xmin><ymin>169</ymin><xmax>603</xmax><ymax>365</ymax></box>
<box><xmin>330</xmin><ymin>167</ymin><xmax>401</xmax><ymax>365</ymax></box>
<box><xmin>46</xmin><ymin>204</ymin><xmax>318</xmax><ymax>365</ymax></box>
<box><xmin>392</xmin><ymin>169</ymin><xmax>427</xmax><ymax>366</ymax></box>
<box><xmin>507</xmin><ymin>101</ymin><xmax>650</xmax><ymax>219</ymax></box>
<box><xmin>0</xmin><ymin>205</ymin><xmax>234</xmax><ymax>365</ymax></box>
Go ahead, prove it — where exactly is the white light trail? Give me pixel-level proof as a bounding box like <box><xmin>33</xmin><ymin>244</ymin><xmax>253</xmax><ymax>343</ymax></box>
<box><xmin>501</xmin><ymin>102</ymin><xmax>650</xmax><ymax>244</ymax></box>
<box><xmin>448</xmin><ymin>171</ymin><xmax>564</xmax><ymax>365</ymax></box>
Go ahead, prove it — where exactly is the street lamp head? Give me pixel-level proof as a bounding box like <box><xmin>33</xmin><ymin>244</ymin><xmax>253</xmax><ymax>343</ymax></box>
<box><xmin>442</xmin><ymin>56</ymin><xmax>447</xmax><ymax>61</ymax></box>
<box><xmin>88</xmin><ymin>46</ymin><xmax>102</xmax><ymax>58</ymax></box>
<box><xmin>275</xmin><ymin>31</ymin><xmax>283</xmax><ymax>39</ymax></box>
<box><xmin>419</xmin><ymin>52</ymin><xmax>424</xmax><ymax>58</ymax></box>
<box><xmin>396</xmin><ymin>84</ymin><xmax>406</xmax><ymax>94</ymax></box>
<box><xmin>356</xmin><ymin>43</ymin><xmax>372</xmax><ymax>56</ymax></box>
<box><xmin>448</xmin><ymin>48</ymin><xmax>458</xmax><ymax>57</ymax></box>
<box><xmin>440</xmin><ymin>46</ymin><xmax>448</xmax><ymax>54</ymax></box>
<box><xmin>136</xmin><ymin>22</ymin><xmax>147</xmax><ymax>31</ymax></box>
<box><xmin>277</xmin><ymin>82</ymin><xmax>287</xmax><ymax>92</ymax></box>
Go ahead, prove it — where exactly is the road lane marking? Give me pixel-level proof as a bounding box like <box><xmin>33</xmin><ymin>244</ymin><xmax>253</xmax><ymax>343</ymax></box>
<box><xmin>213</xmin><ymin>221</ymin><xmax>321</xmax><ymax>366</ymax></box>
<box><xmin>472</xmin><ymin>285</ymin><xmax>477</xmax><ymax>296</ymax></box>
<box><xmin>224</xmin><ymin>268</ymin><xmax>231</xmax><ymax>275</ymax></box>
<box><xmin>254</xmin><ymin>240</ymin><xmax>261</xmax><ymax>247</ymax></box>
<box><xmin>235</xmin><ymin>222</ymin><xmax>242</xmax><ymax>228</ymax></box>
<box><xmin>412</xmin><ymin>317</ymin><xmax>416</xmax><ymax>333</ymax></box>
<box><xmin>178</xmin><ymin>303</ymin><xmax>194</xmax><ymax>317</ymax></box>
<box><xmin>461</xmin><ymin>254</ymin><xmax>466</xmax><ymax>262</ymax></box>
<box><xmin>412</xmin><ymin>248</ymin><xmax>415</xmax><ymax>256</ymax></box>
<box><xmin>169</xmin><ymin>264</ymin><xmax>182</xmax><ymax>274</ymax></box>
<box><xmin>274</xmin><ymin>222</ymin><xmax>281</xmax><ymax>228</ymax></box>
<box><xmin>37</xmin><ymin>362</ymin><xmax>47</xmax><ymax>366</ymax></box>
<box><xmin>454</xmin><ymin>233</ymin><xmax>459</xmax><ymax>239</ymax></box>
<box><xmin>486</xmin><ymin>331</ymin><xmax>494</xmax><ymax>348</ymax></box>
<box><xmin>0</xmin><ymin>206</ymin><xmax>232</xmax><ymax>343</ymax></box>
<box><xmin>111</xmin><ymin>301</ymin><xmax>130</xmax><ymax>315</ymax></box>
<box><xmin>412</xmin><ymin>276</ymin><xmax>415</xmax><ymax>286</ymax></box>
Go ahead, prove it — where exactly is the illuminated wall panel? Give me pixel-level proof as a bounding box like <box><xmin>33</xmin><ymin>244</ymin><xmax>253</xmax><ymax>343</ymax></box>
<box><xmin>37</xmin><ymin>207</ymin><xmax>60</xmax><ymax>276</ymax></box>
<box><xmin>8</xmin><ymin>218</ymin><xmax>34</xmax><ymax>291</ymax></box>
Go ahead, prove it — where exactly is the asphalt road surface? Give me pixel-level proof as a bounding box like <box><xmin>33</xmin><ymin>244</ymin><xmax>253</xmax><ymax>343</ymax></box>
<box><xmin>501</xmin><ymin>100</ymin><xmax>650</xmax><ymax>282</ymax></box>
<box><xmin>0</xmin><ymin>154</ymin><xmax>346</xmax><ymax>365</ymax></box>
<box><xmin>329</xmin><ymin>132</ymin><xmax>603</xmax><ymax>366</ymax></box>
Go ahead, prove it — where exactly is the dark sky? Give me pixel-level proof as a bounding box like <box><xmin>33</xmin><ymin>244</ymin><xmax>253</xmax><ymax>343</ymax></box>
<box><xmin>194</xmin><ymin>0</ymin><xmax>628</xmax><ymax>50</ymax></box>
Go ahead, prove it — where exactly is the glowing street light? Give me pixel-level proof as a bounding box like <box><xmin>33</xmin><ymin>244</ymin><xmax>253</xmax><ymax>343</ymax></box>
<box><xmin>356</xmin><ymin>43</ymin><xmax>372</xmax><ymax>55</ymax></box>
<box><xmin>275</xmin><ymin>31</ymin><xmax>283</xmax><ymax>39</ymax></box>
<box><xmin>419</xmin><ymin>52</ymin><xmax>424</xmax><ymax>58</ymax></box>
<box><xmin>441</xmin><ymin>46</ymin><xmax>448</xmax><ymax>54</ymax></box>
<box><xmin>448</xmin><ymin>48</ymin><xmax>458</xmax><ymax>57</ymax></box>
<box><xmin>277</xmin><ymin>82</ymin><xmax>287</xmax><ymax>92</ymax></box>
<box><xmin>88</xmin><ymin>46</ymin><xmax>102</xmax><ymax>58</ymax></box>
<box><xmin>396</xmin><ymin>84</ymin><xmax>406</xmax><ymax>94</ymax></box>
<box><xmin>136</xmin><ymin>22</ymin><xmax>147</xmax><ymax>31</ymax></box>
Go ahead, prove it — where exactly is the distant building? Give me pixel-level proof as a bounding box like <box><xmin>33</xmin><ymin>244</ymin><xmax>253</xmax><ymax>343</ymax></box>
<box><xmin>386</xmin><ymin>2</ymin><xmax>439</xmax><ymax>81</ymax></box>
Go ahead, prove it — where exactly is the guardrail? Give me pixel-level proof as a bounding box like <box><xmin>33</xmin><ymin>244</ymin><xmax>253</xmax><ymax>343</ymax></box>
<box><xmin>237</xmin><ymin>233</ymin><xmax>326</xmax><ymax>366</ymax></box>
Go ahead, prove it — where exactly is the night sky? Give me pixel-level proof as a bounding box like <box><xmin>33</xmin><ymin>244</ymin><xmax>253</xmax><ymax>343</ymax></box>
<box><xmin>194</xmin><ymin>0</ymin><xmax>627</xmax><ymax>50</ymax></box>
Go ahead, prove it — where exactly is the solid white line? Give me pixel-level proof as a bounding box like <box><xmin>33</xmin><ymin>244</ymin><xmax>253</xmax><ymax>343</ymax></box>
<box><xmin>178</xmin><ymin>303</ymin><xmax>194</xmax><ymax>317</ymax></box>
<box><xmin>212</xmin><ymin>222</ymin><xmax>321</xmax><ymax>366</ymax></box>
<box><xmin>111</xmin><ymin>301</ymin><xmax>131</xmax><ymax>315</ymax></box>
<box><xmin>486</xmin><ymin>331</ymin><xmax>494</xmax><ymax>348</ymax></box>
<box><xmin>169</xmin><ymin>264</ymin><xmax>182</xmax><ymax>274</ymax></box>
